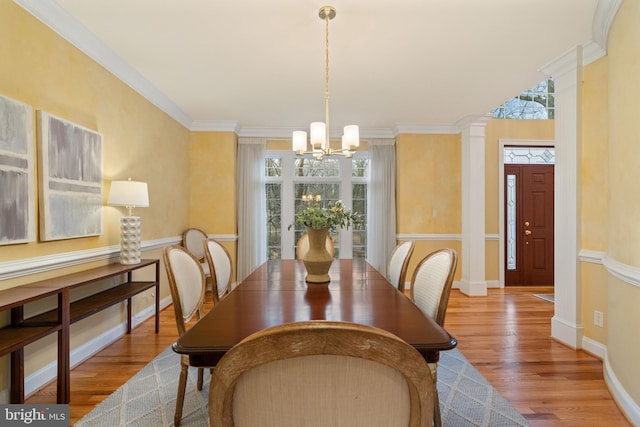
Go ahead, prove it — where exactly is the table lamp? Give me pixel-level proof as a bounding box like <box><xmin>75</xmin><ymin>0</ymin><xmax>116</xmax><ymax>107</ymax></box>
<box><xmin>108</xmin><ymin>178</ymin><xmax>149</xmax><ymax>264</ymax></box>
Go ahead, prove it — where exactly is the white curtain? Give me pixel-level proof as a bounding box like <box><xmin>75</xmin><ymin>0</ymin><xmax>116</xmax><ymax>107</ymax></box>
<box><xmin>366</xmin><ymin>139</ymin><xmax>397</xmax><ymax>278</ymax></box>
<box><xmin>237</xmin><ymin>138</ymin><xmax>267</xmax><ymax>282</ymax></box>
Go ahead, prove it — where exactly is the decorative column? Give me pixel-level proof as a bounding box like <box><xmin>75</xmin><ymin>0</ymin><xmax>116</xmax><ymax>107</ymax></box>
<box><xmin>541</xmin><ymin>46</ymin><xmax>583</xmax><ymax>348</ymax></box>
<box><xmin>458</xmin><ymin>115</ymin><xmax>490</xmax><ymax>296</ymax></box>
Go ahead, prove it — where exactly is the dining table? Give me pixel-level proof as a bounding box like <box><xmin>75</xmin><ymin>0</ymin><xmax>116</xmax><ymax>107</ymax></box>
<box><xmin>173</xmin><ymin>258</ymin><xmax>457</xmax><ymax>366</ymax></box>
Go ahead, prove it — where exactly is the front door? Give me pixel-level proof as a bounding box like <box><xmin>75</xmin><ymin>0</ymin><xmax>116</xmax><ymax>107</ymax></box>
<box><xmin>505</xmin><ymin>164</ymin><xmax>554</xmax><ymax>286</ymax></box>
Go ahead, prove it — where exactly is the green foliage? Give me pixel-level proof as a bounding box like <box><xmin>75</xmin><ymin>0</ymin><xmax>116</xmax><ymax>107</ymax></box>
<box><xmin>291</xmin><ymin>200</ymin><xmax>360</xmax><ymax>233</ymax></box>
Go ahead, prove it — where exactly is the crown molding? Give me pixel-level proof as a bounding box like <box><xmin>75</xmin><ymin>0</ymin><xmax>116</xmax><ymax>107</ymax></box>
<box><xmin>592</xmin><ymin>0</ymin><xmax>623</xmax><ymax>53</ymax></box>
<box><xmin>393</xmin><ymin>123</ymin><xmax>459</xmax><ymax>135</ymax></box>
<box><xmin>13</xmin><ymin>0</ymin><xmax>193</xmax><ymax>129</ymax></box>
<box><xmin>190</xmin><ymin>120</ymin><xmax>241</xmax><ymax>133</ymax></box>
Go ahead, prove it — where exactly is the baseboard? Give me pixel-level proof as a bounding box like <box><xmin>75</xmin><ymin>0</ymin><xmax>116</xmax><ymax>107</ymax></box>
<box><xmin>581</xmin><ymin>336</ymin><xmax>606</xmax><ymax>360</ymax></box>
<box><xmin>604</xmin><ymin>352</ymin><xmax>640</xmax><ymax>426</ymax></box>
<box><xmin>551</xmin><ymin>315</ymin><xmax>583</xmax><ymax>349</ymax></box>
<box><xmin>3</xmin><ymin>295</ymin><xmax>173</xmax><ymax>400</ymax></box>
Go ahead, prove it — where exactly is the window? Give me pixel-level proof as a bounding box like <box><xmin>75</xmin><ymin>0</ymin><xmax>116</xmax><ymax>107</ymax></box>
<box><xmin>492</xmin><ymin>78</ymin><xmax>555</xmax><ymax>119</ymax></box>
<box><xmin>265</xmin><ymin>151</ymin><xmax>368</xmax><ymax>260</ymax></box>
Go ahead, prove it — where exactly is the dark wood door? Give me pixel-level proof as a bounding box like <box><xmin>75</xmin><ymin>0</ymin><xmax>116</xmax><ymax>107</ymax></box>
<box><xmin>505</xmin><ymin>164</ymin><xmax>554</xmax><ymax>286</ymax></box>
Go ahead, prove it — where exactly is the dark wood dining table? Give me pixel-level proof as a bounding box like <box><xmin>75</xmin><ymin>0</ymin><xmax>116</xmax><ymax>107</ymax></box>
<box><xmin>173</xmin><ymin>259</ymin><xmax>457</xmax><ymax>366</ymax></box>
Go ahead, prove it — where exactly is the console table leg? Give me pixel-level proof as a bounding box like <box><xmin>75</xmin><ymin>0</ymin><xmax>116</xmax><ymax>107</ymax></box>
<box><xmin>58</xmin><ymin>289</ymin><xmax>70</xmax><ymax>403</ymax></box>
<box><xmin>10</xmin><ymin>349</ymin><xmax>24</xmax><ymax>403</ymax></box>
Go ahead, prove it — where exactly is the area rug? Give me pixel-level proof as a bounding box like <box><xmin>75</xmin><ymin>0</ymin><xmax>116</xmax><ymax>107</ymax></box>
<box><xmin>533</xmin><ymin>293</ymin><xmax>555</xmax><ymax>303</ymax></box>
<box><xmin>75</xmin><ymin>346</ymin><xmax>529</xmax><ymax>427</ymax></box>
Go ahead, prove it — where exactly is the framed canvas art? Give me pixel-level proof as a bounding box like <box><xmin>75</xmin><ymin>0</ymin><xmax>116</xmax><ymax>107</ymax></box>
<box><xmin>37</xmin><ymin>111</ymin><xmax>103</xmax><ymax>241</ymax></box>
<box><xmin>0</xmin><ymin>94</ymin><xmax>35</xmax><ymax>245</ymax></box>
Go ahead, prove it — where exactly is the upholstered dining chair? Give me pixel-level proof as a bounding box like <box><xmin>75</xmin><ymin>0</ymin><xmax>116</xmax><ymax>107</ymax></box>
<box><xmin>162</xmin><ymin>245</ymin><xmax>210</xmax><ymax>426</ymax></box>
<box><xmin>182</xmin><ymin>227</ymin><xmax>211</xmax><ymax>290</ymax></box>
<box><xmin>203</xmin><ymin>238</ymin><xmax>233</xmax><ymax>304</ymax></box>
<box><xmin>410</xmin><ymin>248</ymin><xmax>458</xmax><ymax>427</ymax></box>
<box><xmin>387</xmin><ymin>240</ymin><xmax>415</xmax><ymax>292</ymax></box>
<box><xmin>209</xmin><ymin>320</ymin><xmax>435</xmax><ymax>427</ymax></box>
<box><xmin>295</xmin><ymin>232</ymin><xmax>334</xmax><ymax>259</ymax></box>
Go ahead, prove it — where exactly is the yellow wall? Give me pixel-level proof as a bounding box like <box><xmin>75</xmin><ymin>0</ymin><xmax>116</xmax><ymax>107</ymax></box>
<box><xmin>189</xmin><ymin>131</ymin><xmax>238</xmax><ymax>282</ymax></box>
<box><xmin>604</xmin><ymin>0</ymin><xmax>640</xmax><ymax>403</ymax></box>
<box><xmin>579</xmin><ymin>57</ymin><xmax>610</xmax><ymax>347</ymax></box>
<box><xmin>0</xmin><ymin>0</ymin><xmax>190</xmax><ymax>391</ymax></box>
<box><xmin>395</xmin><ymin>133</ymin><xmax>462</xmax><ymax>281</ymax></box>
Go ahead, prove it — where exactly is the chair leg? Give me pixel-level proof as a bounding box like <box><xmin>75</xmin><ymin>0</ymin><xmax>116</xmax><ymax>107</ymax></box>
<box><xmin>175</xmin><ymin>363</ymin><xmax>189</xmax><ymax>426</ymax></box>
<box><xmin>427</xmin><ymin>362</ymin><xmax>442</xmax><ymax>427</ymax></box>
<box><xmin>197</xmin><ymin>367</ymin><xmax>204</xmax><ymax>390</ymax></box>
<box><xmin>433</xmin><ymin>391</ymin><xmax>442</xmax><ymax>427</ymax></box>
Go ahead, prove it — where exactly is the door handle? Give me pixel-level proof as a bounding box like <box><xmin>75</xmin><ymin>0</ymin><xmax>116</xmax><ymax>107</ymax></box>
<box><xmin>524</xmin><ymin>230</ymin><xmax>532</xmax><ymax>236</ymax></box>
<box><xmin>524</xmin><ymin>221</ymin><xmax>530</xmax><ymax>226</ymax></box>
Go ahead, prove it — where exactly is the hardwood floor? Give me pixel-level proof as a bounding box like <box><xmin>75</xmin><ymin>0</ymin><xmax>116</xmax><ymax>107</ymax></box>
<box><xmin>26</xmin><ymin>287</ymin><xmax>630</xmax><ymax>426</ymax></box>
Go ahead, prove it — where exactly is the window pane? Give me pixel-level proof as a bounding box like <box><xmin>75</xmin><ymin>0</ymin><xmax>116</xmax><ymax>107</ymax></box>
<box><xmin>294</xmin><ymin>183</ymin><xmax>340</xmax><ymax>258</ymax></box>
<box><xmin>352</xmin><ymin>159</ymin><xmax>369</xmax><ymax>178</ymax></box>
<box><xmin>294</xmin><ymin>158</ymin><xmax>340</xmax><ymax>177</ymax></box>
<box><xmin>504</xmin><ymin>147</ymin><xmax>555</xmax><ymax>164</ymax></box>
<box><xmin>352</xmin><ymin>183</ymin><xmax>367</xmax><ymax>259</ymax></box>
<box><xmin>266</xmin><ymin>183</ymin><xmax>281</xmax><ymax>259</ymax></box>
<box><xmin>265</xmin><ymin>157</ymin><xmax>282</xmax><ymax>177</ymax></box>
<box><xmin>506</xmin><ymin>175</ymin><xmax>516</xmax><ymax>270</ymax></box>
<box><xmin>492</xmin><ymin>78</ymin><xmax>554</xmax><ymax>120</ymax></box>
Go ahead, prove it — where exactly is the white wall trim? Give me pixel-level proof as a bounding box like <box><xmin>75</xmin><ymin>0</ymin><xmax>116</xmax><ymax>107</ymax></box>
<box><xmin>604</xmin><ymin>352</ymin><xmax>640</xmax><ymax>426</ymax></box>
<box><xmin>396</xmin><ymin>234</ymin><xmax>461</xmax><ymax>241</ymax></box>
<box><xmin>579</xmin><ymin>249</ymin><xmax>606</xmax><ymax>264</ymax></box>
<box><xmin>393</xmin><ymin>123</ymin><xmax>459</xmax><ymax>135</ymax></box>
<box><xmin>603</xmin><ymin>255</ymin><xmax>640</xmax><ymax>289</ymax></box>
<box><xmin>0</xmin><ymin>236</ymin><xmax>181</xmax><ymax>280</ymax></box>
<box><xmin>207</xmin><ymin>234</ymin><xmax>238</xmax><ymax>242</ymax></box>
<box><xmin>591</xmin><ymin>0</ymin><xmax>624</xmax><ymax>57</ymax></box>
<box><xmin>582</xmin><ymin>336</ymin><xmax>607</xmax><ymax>359</ymax></box>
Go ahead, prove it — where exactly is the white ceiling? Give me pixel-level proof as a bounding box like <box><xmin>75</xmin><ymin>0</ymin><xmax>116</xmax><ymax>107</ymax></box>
<box><xmin>17</xmin><ymin>0</ymin><xmax>600</xmax><ymax>136</ymax></box>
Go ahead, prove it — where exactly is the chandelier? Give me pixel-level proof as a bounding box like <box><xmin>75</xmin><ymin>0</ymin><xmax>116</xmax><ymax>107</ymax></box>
<box><xmin>292</xmin><ymin>6</ymin><xmax>359</xmax><ymax>160</ymax></box>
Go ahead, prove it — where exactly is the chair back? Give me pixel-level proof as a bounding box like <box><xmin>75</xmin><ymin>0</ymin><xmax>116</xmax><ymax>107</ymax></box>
<box><xmin>162</xmin><ymin>245</ymin><xmax>206</xmax><ymax>335</ymax></box>
<box><xmin>296</xmin><ymin>233</ymin><xmax>334</xmax><ymax>259</ymax></box>
<box><xmin>387</xmin><ymin>240</ymin><xmax>415</xmax><ymax>292</ymax></box>
<box><xmin>203</xmin><ymin>238</ymin><xmax>233</xmax><ymax>303</ymax></box>
<box><xmin>209</xmin><ymin>321</ymin><xmax>434</xmax><ymax>427</ymax></box>
<box><xmin>182</xmin><ymin>227</ymin><xmax>208</xmax><ymax>261</ymax></box>
<box><xmin>410</xmin><ymin>248</ymin><xmax>458</xmax><ymax>326</ymax></box>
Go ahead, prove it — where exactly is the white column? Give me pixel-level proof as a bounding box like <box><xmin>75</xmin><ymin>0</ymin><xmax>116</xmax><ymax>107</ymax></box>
<box><xmin>541</xmin><ymin>46</ymin><xmax>583</xmax><ymax>348</ymax></box>
<box><xmin>458</xmin><ymin>115</ymin><xmax>490</xmax><ymax>296</ymax></box>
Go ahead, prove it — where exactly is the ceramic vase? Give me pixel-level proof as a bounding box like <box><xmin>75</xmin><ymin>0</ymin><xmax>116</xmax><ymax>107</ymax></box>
<box><xmin>302</xmin><ymin>226</ymin><xmax>332</xmax><ymax>283</ymax></box>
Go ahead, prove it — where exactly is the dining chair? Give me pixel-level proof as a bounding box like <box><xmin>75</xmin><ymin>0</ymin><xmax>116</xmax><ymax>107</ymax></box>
<box><xmin>203</xmin><ymin>238</ymin><xmax>233</xmax><ymax>304</ymax></box>
<box><xmin>295</xmin><ymin>232</ymin><xmax>334</xmax><ymax>259</ymax></box>
<box><xmin>162</xmin><ymin>244</ymin><xmax>210</xmax><ymax>426</ymax></box>
<box><xmin>208</xmin><ymin>320</ymin><xmax>435</xmax><ymax>427</ymax></box>
<box><xmin>387</xmin><ymin>240</ymin><xmax>415</xmax><ymax>292</ymax></box>
<box><xmin>181</xmin><ymin>227</ymin><xmax>211</xmax><ymax>290</ymax></box>
<box><xmin>409</xmin><ymin>248</ymin><xmax>458</xmax><ymax>427</ymax></box>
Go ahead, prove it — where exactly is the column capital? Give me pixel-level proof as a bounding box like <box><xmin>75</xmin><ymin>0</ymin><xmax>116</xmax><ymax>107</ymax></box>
<box><xmin>455</xmin><ymin>114</ymin><xmax>491</xmax><ymax>132</ymax></box>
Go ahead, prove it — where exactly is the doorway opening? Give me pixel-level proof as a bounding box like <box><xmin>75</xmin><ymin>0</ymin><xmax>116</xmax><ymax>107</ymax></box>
<box><xmin>503</xmin><ymin>146</ymin><xmax>555</xmax><ymax>286</ymax></box>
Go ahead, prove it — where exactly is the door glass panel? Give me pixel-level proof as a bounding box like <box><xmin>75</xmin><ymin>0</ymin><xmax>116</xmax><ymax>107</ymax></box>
<box><xmin>507</xmin><ymin>174</ymin><xmax>516</xmax><ymax>270</ymax></box>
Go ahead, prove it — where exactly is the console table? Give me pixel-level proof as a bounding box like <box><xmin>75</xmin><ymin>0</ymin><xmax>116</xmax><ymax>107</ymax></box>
<box><xmin>0</xmin><ymin>259</ymin><xmax>160</xmax><ymax>404</ymax></box>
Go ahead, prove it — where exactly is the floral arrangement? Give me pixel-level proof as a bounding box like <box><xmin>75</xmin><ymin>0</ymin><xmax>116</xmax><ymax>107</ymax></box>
<box><xmin>292</xmin><ymin>200</ymin><xmax>359</xmax><ymax>233</ymax></box>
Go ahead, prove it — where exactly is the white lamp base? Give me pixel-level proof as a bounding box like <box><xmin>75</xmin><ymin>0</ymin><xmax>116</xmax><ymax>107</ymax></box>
<box><xmin>119</xmin><ymin>216</ymin><xmax>141</xmax><ymax>264</ymax></box>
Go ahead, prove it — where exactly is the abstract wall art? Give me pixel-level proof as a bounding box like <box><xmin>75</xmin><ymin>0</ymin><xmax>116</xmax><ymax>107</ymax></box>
<box><xmin>37</xmin><ymin>111</ymin><xmax>103</xmax><ymax>241</ymax></box>
<box><xmin>0</xmin><ymin>94</ymin><xmax>35</xmax><ymax>245</ymax></box>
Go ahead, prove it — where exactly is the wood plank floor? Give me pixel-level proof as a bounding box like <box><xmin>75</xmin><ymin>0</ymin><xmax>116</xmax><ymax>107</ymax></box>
<box><xmin>26</xmin><ymin>287</ymin><xmax>630</xmax><ymax>426</ymax></box>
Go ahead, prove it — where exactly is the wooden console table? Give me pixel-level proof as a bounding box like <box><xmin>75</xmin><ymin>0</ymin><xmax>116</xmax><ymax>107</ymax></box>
<box><xmin>0</xmin><ymin>259</ymin><xmax>160</xmax><ymax>404</ymax></box>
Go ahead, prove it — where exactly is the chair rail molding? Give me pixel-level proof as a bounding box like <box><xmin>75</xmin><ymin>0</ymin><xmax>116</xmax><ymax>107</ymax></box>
<box><xmin>0</xmin><ymin>236</ymin><xmax>181</xmax><ymax>280</ymax></box>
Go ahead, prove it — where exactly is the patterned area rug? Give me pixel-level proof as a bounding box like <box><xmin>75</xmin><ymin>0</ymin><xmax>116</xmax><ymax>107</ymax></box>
<box><xmin>76</xmin><ymin>346</ymin><xmax>529</xmax><ymax>426</ymax></box>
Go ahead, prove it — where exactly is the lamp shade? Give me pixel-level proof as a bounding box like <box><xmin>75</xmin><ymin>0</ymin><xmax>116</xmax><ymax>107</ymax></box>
<box><xmin>108</xmin><ymin>179</ymin><xmax>149</xmax><ymax>209</ymax></box>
